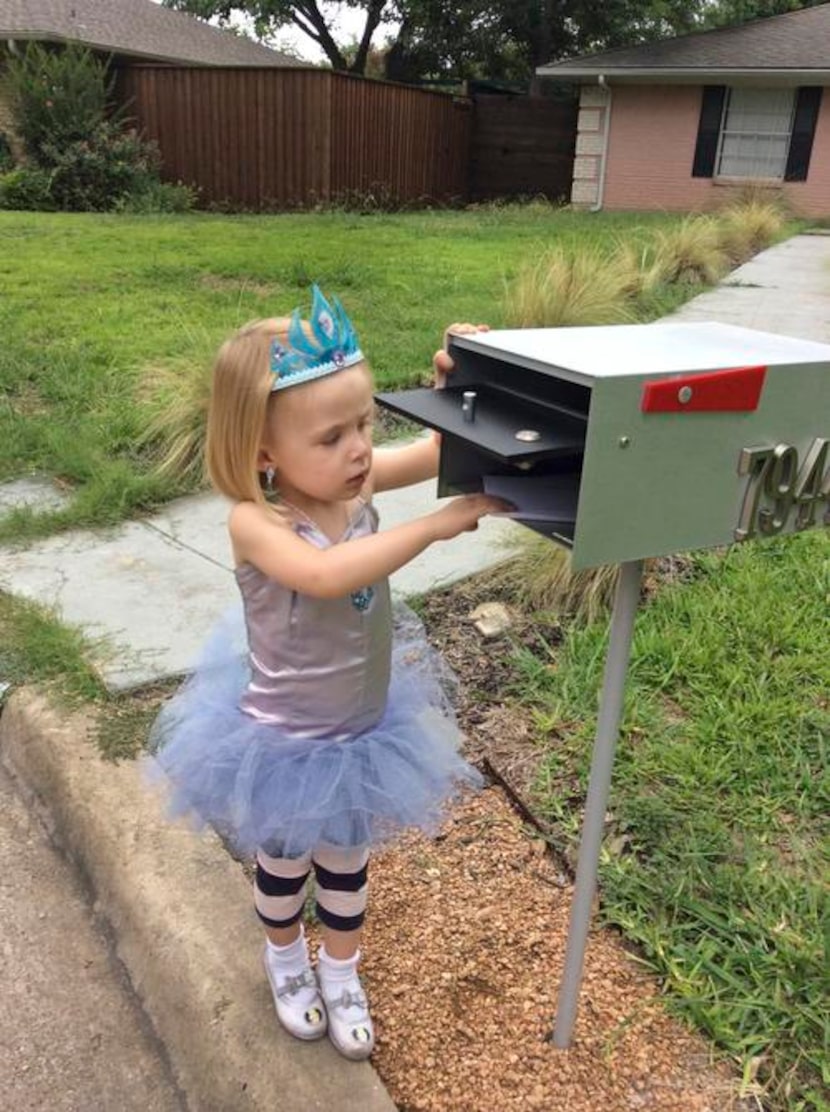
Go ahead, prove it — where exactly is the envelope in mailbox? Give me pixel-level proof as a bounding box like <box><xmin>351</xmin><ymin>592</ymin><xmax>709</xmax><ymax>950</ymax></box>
<box><xmin>483</xmin><ymin>473</ymin><xmax>580</xmax><ymax>522</ymax></box>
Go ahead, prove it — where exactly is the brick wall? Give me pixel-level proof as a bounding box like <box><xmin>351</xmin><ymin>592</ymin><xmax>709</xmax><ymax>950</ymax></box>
<box><xmin>791</xmin><ymin>95</ymin><xmax>830</xmax><ymax>219</ymax></box>
<box><xmin>603</xmin><ymin>85</ymin><xmax>713</xmax><ymax>212</ymax></box>
<box><xmin>572</xmin><ymin>82</ymin><xmax>830</xmax><ymax>219</ymax></box>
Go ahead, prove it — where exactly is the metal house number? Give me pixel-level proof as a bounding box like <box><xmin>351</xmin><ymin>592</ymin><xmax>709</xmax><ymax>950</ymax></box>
<box><xmin>735</xmin><ymin>437</ymin><xmax>830</xmax><ymax>541</ymax></box>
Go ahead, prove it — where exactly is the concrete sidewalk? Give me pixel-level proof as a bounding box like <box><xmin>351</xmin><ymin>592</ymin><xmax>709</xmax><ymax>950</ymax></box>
<box><xmin>1</xmin><ymin>232</ymin><xmax>829</xmax><ymax>1111</ymax></box>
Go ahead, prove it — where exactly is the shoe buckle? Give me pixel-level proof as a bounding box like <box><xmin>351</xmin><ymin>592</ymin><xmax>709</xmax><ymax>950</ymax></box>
<box><xmin>277</xmin><ymin>969</ymin><xmax>317</xmax><ymax>999</ymax></box>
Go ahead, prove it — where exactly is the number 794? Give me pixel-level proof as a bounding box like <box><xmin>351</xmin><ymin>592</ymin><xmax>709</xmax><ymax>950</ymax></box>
<box><xmin>735</xmin><ymin>437</ymin><xmax>830</xmax><ymax>541</ymax></box>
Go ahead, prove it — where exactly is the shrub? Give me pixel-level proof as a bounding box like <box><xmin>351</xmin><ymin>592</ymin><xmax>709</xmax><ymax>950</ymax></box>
<box><xmin>2</xmin><ymin>41</ymin><xmax>169</xmax><ymax>212</ymax></box>
<box><xmin>116</xmin><ymin>179</ymin><xmax>198</xmax><ymax>214</ymax></box>
<box><xmin>0</xmin><ymin>132</ymin><xmax>14</xmax><ymax>172</ymax></box>
<box><xmin>3</xmin><ymin>42</ymin><xmax>113</xmax><ymax>165</ymax></box>
<box><xmin>40</xmin><ymin>122</ymin><xmax>161</xmax><ymax>211</ymax></box>
<box><xmin>0</xmin><ymin>166</ymin><xmax>54</xmax><ymax>210</ymax></box>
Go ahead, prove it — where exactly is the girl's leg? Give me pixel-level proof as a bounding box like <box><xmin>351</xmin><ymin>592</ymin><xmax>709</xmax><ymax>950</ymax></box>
<box><xmin>255</xmin><ymin>848</ymin><xmax>327</xmax><ymax>1041</ymax></box>
<box><xmin>312</xmin><ymin>844</ymin><xmax>374</xmax><ymax>1059</ymax></box>
<box><xmin>254</xmin><ymin>846</ymin><xmax>311</xmax><ymax>942</ymax></box>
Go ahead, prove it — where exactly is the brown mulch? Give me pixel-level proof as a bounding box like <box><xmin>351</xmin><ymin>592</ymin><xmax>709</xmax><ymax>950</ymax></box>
<box><xmin>358</xmin><ymin>790</ymin><xmax>746</xmax><ymax>1112</ymax></box>
<box><xmin>310</xmin><ymin>575</ymin><xmax>754</xmax><ymax>1112</ymax></box>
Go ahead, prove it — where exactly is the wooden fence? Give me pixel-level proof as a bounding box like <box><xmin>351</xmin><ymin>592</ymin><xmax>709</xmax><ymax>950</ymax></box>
<box><xmin>118</xmin><ymin>66</ymin><xmax>473</xmax><ymax>209</ymax></box>
<box><xmin>470</xmin><ymin>93</ymin><xmax>577</xmax><ymax>202</ymax></box>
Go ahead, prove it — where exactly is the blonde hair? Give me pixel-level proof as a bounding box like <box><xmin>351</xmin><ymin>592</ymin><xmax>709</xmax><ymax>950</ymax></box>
<box><xmin>205</xmin><ymin>317</ymin><xmax>289</xmax><ymax>507</ymax></box>
<box><xmin>204</xmin><ymin>316</ymin><xmax>372</xmax><ymax>507</ymax></box>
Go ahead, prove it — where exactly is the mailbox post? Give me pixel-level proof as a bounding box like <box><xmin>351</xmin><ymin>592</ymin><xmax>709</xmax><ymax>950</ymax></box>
<box><xmin>377</xmin><ymin>320</ymin><xmax>830</xmax><ymax>1046</ymax></box>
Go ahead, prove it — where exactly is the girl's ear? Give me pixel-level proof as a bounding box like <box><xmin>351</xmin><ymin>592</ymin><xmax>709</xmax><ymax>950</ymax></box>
<box><xmin>255</xmin><ymin>446</ymin><xmax>275</xmax><ymax>472</ymax></box>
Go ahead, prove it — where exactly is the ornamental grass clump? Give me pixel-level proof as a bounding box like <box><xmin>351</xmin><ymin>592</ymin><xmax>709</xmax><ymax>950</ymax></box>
<box><xmin>138</xmin><ymin>345</ymin><xmax>214</xmax><ymax>484</ymax></box>
<box><xmin>609</xmin><ymin>238</ymin><xmax>672</xmax><ymax>298</ymax></box>
<box><xmin>485</xmin><ymin>536</ymin><xmax>622</xmax><ymax>624</ymax></box>
<box><xmin>503</xmin><ymin>245</ymin><xmax>636</xmax><ymax>327</ymax></box>
<box><xmin>651</xmin><ymin>214</ymin><xmax>729</xmax><ymax>285</ymax></box>
<box><xmin>717</xmin><ymin>198</ymin><xmax>786</xmax><ymax>264</ymax></box>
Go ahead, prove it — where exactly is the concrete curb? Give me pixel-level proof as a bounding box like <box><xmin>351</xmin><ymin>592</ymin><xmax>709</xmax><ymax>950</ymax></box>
<box><xmin>0</xmin><ymin>688</ymin><xmax>396</xmax><ymax>1112</ymax></box>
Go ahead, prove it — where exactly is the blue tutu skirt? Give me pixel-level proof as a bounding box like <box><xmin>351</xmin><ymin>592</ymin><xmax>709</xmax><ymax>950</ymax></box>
<box><xmin>147</xmin><ymin>605</ymin><xmax>482</xmax><ymax>857</ymax></box>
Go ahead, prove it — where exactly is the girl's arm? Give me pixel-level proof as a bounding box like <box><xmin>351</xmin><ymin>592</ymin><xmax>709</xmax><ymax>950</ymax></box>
<box><xmin>372</xmin><ymin>321</ymin><xmax>489</xmax><ymax>494</ymax></box>
<box><xmin>371</xmin><ymin>433</ymin><xmax>440</xmax><ymax>493</ymax></box>
<box><xmin>230</xmin><ymin>493</ymin><xmax>504</xmax><ymax>599</ymax></box>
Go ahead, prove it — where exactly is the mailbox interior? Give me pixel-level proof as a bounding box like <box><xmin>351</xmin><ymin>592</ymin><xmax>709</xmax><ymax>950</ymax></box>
<box><xmin>376</xmin><ymin>347</ymin><xmax>591</xmax><ymax>547</ymax></box>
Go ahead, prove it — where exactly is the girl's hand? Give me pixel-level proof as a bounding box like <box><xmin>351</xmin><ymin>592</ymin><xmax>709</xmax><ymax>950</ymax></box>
<box><xmin>430</xmin><ymin>493</ymin><xmax>512</xmax><ymax>540</ymax></box>
<box><xmin>433</xmin><ymin>321</ymin><xmax>490</xmax><ymax>389</ymax></box>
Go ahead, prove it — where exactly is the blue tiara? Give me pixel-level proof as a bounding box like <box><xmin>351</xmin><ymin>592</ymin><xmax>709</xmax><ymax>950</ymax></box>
<box><xmin>269</xmin><ymin>285</ymin><xmax>364</xmax><ymax>391</ymax></box>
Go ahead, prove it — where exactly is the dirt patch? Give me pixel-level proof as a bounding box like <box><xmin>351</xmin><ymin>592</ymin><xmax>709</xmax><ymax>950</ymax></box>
<box><xmin>351</xmin><ymin>789</ymin><xmax>747</xmax><ymax>1112</ymax></box>
<box><xmin>416</xmin><ymin>575</ymin><xmax>562</xmax><ymax>810</ymax></box>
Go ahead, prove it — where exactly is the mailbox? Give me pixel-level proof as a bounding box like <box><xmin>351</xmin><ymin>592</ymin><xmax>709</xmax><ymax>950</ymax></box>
<box><xmin>377</xmin><ymin>321</ymin><xmax>830</xmax><ymax>569</ymax></box>
<box><xmin>377</xmin><ymin>317</ymin><xmax>830</xmax><ymax>1048</ymax></box>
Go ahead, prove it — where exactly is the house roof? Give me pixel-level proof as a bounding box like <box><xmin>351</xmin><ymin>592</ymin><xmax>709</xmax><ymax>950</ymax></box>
<box><xmin>0</xmin><ymin>0</ymin><xmax>301</xmax><ymax>67</ymax></box>
<box><xmin>537</xmin><ymin>1</ymin><xmax>830</xmax><ymax>84</ymax></box>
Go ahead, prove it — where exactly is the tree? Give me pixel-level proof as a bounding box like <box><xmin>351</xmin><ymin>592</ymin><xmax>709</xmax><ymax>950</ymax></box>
<box><xmin>164</xmin><ymin>1</ymin><xmax>824</xmax><ymax>84</ymax></box>
<box><xmin>701</xmin><ymin>0</ymin><xmax>824</xmax><ymax>26</ymax></box>
<box><xmin>163</xmin><ymin>1</ymin><xmax>391</xmax><ymax>73</ymax></box>
<box><xmin>385</xmin><ymin>1</ymin><xmax>713</xmax><ymax>84</ymax></box>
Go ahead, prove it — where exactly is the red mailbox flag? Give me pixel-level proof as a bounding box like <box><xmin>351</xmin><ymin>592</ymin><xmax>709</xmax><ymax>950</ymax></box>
<box><xmin>641</xmin><ymin>365</ymin><xmax>767</xmax><ymax>413</ymax></box>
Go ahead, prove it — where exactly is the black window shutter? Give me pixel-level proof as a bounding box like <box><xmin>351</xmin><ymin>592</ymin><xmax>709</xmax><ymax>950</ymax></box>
<box><xmin>784</xmin><ymin>87</ymin><xmax>822</xmax><ymax>182</ymax></box>
<box><xmin>692</xmin><ymin>86</ymin><xmax>726</xmax><ymax>178</ymax></box>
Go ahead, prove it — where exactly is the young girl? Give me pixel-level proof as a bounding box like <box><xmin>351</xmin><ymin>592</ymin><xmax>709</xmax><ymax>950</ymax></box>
<box><xmin>150</xmin><ymin>286</ymin><xmax>505</xmax><ymax>1061</ymax></box>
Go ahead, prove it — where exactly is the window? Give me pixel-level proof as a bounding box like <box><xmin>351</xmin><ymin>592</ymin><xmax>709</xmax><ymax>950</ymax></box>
<box><xmin>715</xmin><ymin>87</ymin><xmax>795</xmax><ymax>180</ymax></box>
<box><xmin>693</xmin><ymin>86</ymin><xmax>822</xmax><ymax>184</ymax></box>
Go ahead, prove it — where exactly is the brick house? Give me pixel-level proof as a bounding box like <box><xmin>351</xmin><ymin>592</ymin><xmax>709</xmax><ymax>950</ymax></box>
<box><xmin>0</xmin><ymin>0</ymin><xmax>296</xmax><ymax>153</ymax></box>
<box><xmin>537</xmin><ymin>3</ymin><xmax>830</xmax><ymax>217</ymax></box>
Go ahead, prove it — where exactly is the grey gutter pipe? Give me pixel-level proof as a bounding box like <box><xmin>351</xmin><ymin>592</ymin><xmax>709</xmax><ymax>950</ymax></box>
<box><xmin>590</xmin><ymin>74</ymin><xmax>611</xmax><ymax>213</ymax></box>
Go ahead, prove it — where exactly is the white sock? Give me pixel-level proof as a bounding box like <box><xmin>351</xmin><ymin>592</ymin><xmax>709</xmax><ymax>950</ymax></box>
<box><xmin>266</xmin><ymin>931</ymin><xmax>318</xmax><ymax>1001</ymax></box>
<box><xmin>317</xmin><ymin>945</ymin><xmax>374</xmax><ymax>1056</ymax></box>
<box><xmin>317</xmin><ymin>946</ymin><xmax>367</xmax><ymax>1008</ymax></box>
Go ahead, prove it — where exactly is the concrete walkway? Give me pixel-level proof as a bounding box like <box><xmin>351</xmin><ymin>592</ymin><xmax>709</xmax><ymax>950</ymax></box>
<box><xmin>1</xmin><ymin>232</ymin><xmax>829</xmax><ymax>1112</ymax></box>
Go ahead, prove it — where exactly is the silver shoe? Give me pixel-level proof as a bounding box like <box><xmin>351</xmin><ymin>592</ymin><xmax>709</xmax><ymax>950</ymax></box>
<box><xmin>263</xmin><ymin>950</ymin><xmax>328</xmax><ymax>1041</ymax></box>
<box><xmin>324</xmin><ymin>985</ymin><xmax>375</xmax><ymax>1060</ymax></box>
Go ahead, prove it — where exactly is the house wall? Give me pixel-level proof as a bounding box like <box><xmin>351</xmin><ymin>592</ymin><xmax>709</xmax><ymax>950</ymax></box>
<box><xmin>572</xmin><ymin>83</ymin><xmax>830</xmax><ymax>218</ymax></box>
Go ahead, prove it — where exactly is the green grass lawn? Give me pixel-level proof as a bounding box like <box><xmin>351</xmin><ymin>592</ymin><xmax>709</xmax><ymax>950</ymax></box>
<box><xmin>1</xmin><ymin>207</ymin><xmax>826</xmax><ymax>1109</ymax></box>
<box><xmin>516</xmin><ymin>531</ymin><xmax>830</xmax><ymax>1111</ymax></box>
<box><xmin>0</xmin><ymin>206</ymin><xmax>688</xmax><ymax>539</ymax></box>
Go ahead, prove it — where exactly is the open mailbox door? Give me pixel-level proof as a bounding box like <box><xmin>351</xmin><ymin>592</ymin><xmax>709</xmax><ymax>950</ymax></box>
<box><xmin>377</xmin><ymin>321</ymin><xmax>830</xmax><ymax>568</ymax></box>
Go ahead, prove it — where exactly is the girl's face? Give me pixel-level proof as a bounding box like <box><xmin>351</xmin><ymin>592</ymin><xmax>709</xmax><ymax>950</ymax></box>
<box><xmin>260</xmin><ymin>364</ymin><xmax>374</xmax><ymax>508</ymax></box>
